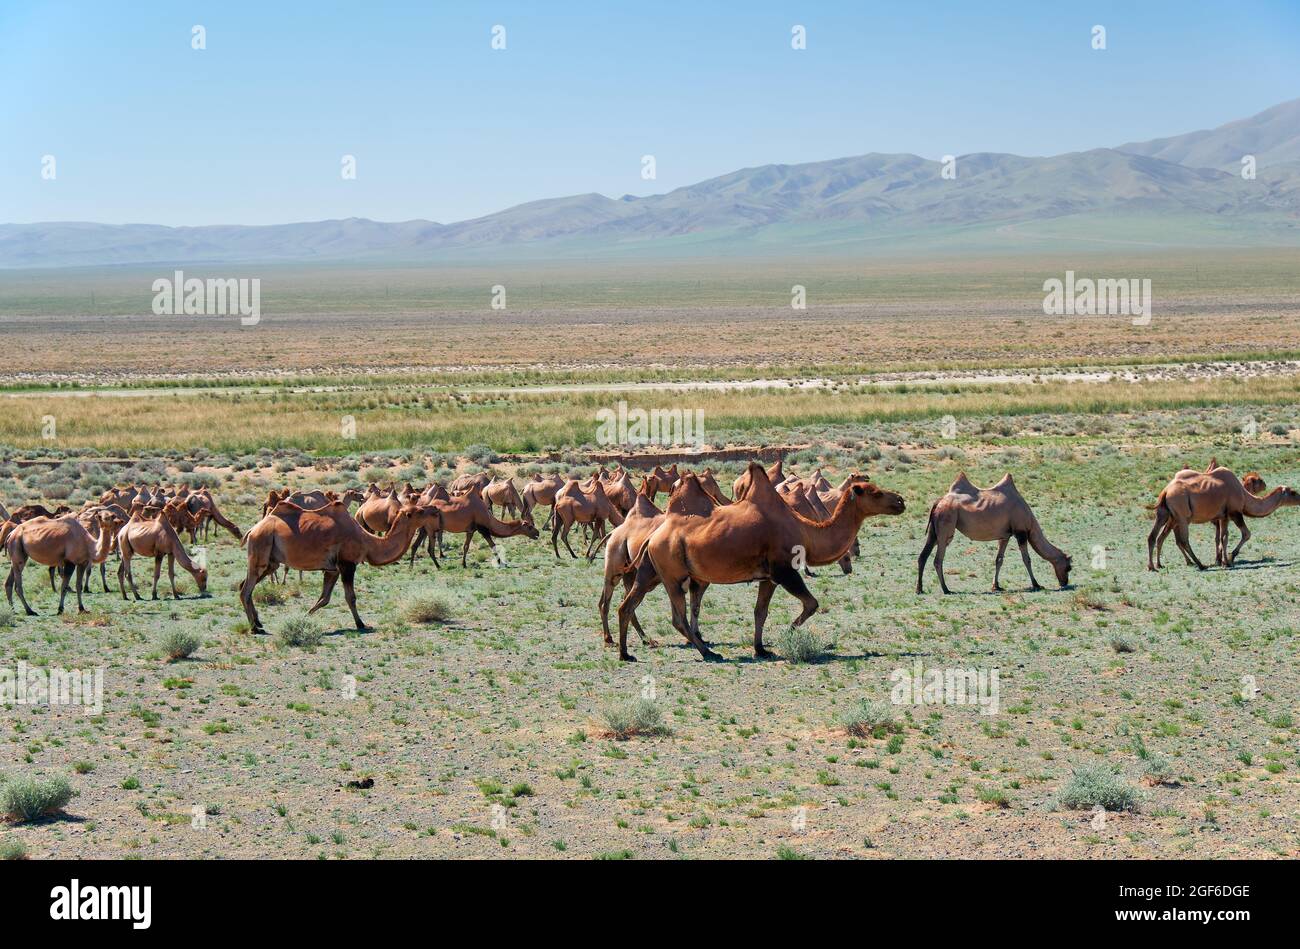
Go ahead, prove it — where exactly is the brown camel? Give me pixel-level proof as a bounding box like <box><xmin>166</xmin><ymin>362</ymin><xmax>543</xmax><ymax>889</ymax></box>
<box><xmin>618</xmin><ymin>463</ymin><xmax>904</xmax><ymax>661</ymax></box>
<box><xmin>597</xmin><ymin>475</ymin><xmax>719</xmax><ymax>648</ymax></box>
<box><xmin>781</xmin><ymin>483</ymin><xmax>852</xmax><ymax>576</ymax></box>
<box><xmin>5</xmin><ymin>514</ymin><xmax>113</xmax><ymax>615</ymax></box>
<box><xmin>732</xmin><ymin>458</ymin><xmax>784</xmax><ymax>502</ymax></box>
<box><xmin>409</xmin><ymin>487</ymin><xmax>537</xmax><ymax>568</ymax></box>
<box><xmin>520</xmin><ymin>473</ymin><xmax>564</xmax><ymax>528</ymax></box>
<box><xmin>1147</xmin><ymin>467</ymin><xmax>1300</xmax><ymax>570</ymax></box>
<box><xmin>182</xmin><ymin>488</ymin><xmax>243</xmax><ymax>542</ymax></box>
<box><xmin>356</xmin><ymin>489</ymin><xmax>405</xmax><ymax>534</ymax></box>
<box><xmin>917</xmin><ymin>473</ymin><xmax>1071</xmax><ymax>594</ymax></box>
<box><xmin>601</xmin><ymin>470</ymin><xmax>638</xmax><ymax>515</ymax></box>
<box><xmin>552</xmin><ymin>478</ymin><xmax>625</xmax><ymax>559</ymax></box>
<box><xmin>694</xmin><ymin>468</ymin><xmax>732</xmax><ymax>506</ymax></box>
<box><xmin>240</xmin><ymin>500</ymin><xmax>442</xmax><ymax>634</ymax></box>
<box><xmin>484</xmin><ymin>478</ymin><xmax>526</xmax><ymax>520</ymax></box>
<box><xmin>643</xmin><ymin>464</ymin><xmax>682</xmax><ymax>502</ymax></box>
<box><xmin>117</xmin><ymin>512</ymin><xmax>210</xmax><ymax>600</ymax></box>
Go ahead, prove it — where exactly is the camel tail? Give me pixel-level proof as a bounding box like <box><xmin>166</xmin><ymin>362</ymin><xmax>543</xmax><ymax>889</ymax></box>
<box><xmin>1144</xmin><ymin>490</ymin><xmax>1168</xmax><ymax>513</ymax></box>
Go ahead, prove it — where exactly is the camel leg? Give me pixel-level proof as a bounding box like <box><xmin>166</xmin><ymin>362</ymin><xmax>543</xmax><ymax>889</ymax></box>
<box><xmin>308</xmin><ymin>570</ymin><xmax>339</xmax><ymax>614</ymax></box>
<box><xmin>616</xmin><ymin>559</ymin><xmax>658</xmax><ymax>662</ymax></box>
<box><xmin>598</xmin><ymin>573</ymin><xmax>618</xmax><ymax>645</ymax></box>
<box><xmin>1172</xmin><ymin>519</ymin><xmax>1207</xmax><ymax>570</ymax></box>
<box><xmin>992</xmin><ymin>536</ymin><xmax>1010</xmax><ymax>592</ymax></box>
<box><xmin>688</xmin><ymin>580</ymin><xmax>711</xmax><ymax>645</ymax></box>
<box><xmin>239</xmin><ymin>568</ymin><xmax>265</xmax><ymax>634</ymax></box>
<box><xmin>151</xmin><ymin>555</ymin><xmax>163</xmax><ymax>599</ymax></box>
<box><xmin>56</xmin><ymin>562</ymin><xmax>74</xmax><ymax>615</ymax></box>
<box><xmin>560</xmin><ymin>522</ymin><xmax>579</xmax><ymax>559</ymax></box>
<box><xmin>340</xmin><ymin>561</ymin><xmax>368</xmax><ymax>630</ymax></box>
<box><xmin>1147</xmin><ymin>505</ymin><xmax>1168</xmax><ymax>570</ymax></box>
<box><xmin>9</xmin><ymin>562</ymin><xmax>37</xmax><ymax>616</ymax></box>
<box><xmin>1015</xmin><ymin>532</ymin><xmax>1042</xmax><ymax>590</ymax></box>
<box><xmin>1227</xmin><ymin>512</ymin><xmax>1250</xmax><ymax>566</ymax></box>
<box><xmin>48</xmin><ymin>566</ymin><xmax>58</xmax><ymax>595</ymax></box>
<box><xmin>916</xmin><ymin>517</ymin><xmax>938</xmax><ymax>593</ymax></box>
<box><xmin>772</xmin><ymin>562</ymin><xmax>819</xmax><ymax>643</ymax></box>
<box><xmin>460</xmin><ymin>531</ymin><xmax>475</xmax><ymax>568</ymax></box>
<box><xmin>662</xmin><ymin>577</ymin><xmax>717</xmax><ymax>661</ymax></box>
<box><xmin>73</xmin><ymin>564</ymin><xmax>88</xmax><ymax>613</ymax></box>
<box><xmin>120</xmin><ymin>551</ymin><xmax>143</xmax><ymax>601</ymax></box>
<box><xmin>408</xmin><ymin>527</ymin><xmax>425</xmax><ymax>569</ymax></box>
<box><xmin>932</xmin><ymin>521</ymin><xmax>955</xmax><ymax>595</ymax></box>
<box><xmin>625</xmin><ymin>574</ymin><xmax>658</xmax><ymax>647</ymax></box>
<box><xmin>753</xmin><ymin>580</ymin><xmax>777</xmax><ymax>658</ymax></box>
<box><xmin>1213</xmin><ymin>519</ymin><xmax>1225</xmax><ymax>566</ymax></box>
<box><xmin>168</xmin><ymin>555</ymin><xmax>179</xmax><ymax>598</ymax></box>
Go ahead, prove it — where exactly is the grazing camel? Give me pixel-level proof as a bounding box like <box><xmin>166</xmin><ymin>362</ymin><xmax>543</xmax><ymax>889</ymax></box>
<box><xmin>1147</xmin><ymin>467</ymin><xmax>1300</xmax><ymax>570</ymax></box>
<box><xmin>182</xmin><ymin>488</ymin><xmax>243</xmax><ymax>542</ymax></box>
<box><xmin>450</xmin><ymin>471</ymin><xmax>492</xmax><ymax>494</ymax></box>
<box><xmin>240</xmin><ymin>500</ymin><xmax>442</xmax><ymax>634</ymax></box>
<box><xmin>5</xmin><ymin>514</ymin><xmax>112</xmax><ymax>615</ymax></box>
<box><xmin>552</xmin><ymin>479</ymin><xmax>625</xmax><ymax>559</ymax></box>
<box><xmin>618</xmin><ymin>462</ymin><xmax>904</xmax><ymax>661</ymax></box>
<box><xmin>117</xmin><ymin>512</ymin><xmax>210</xmax><ymax>600</ymax></box>
<box><xmin>409</xmin><ymin>487</ymin><xmax>537</xmax><ymax>568</ymax></box>
<box><xmin>598</xmin><ymin>475</ymin><xmax>720</xmax><ymax>648</ymax></box>
<box><xmin>917</xmin><ymin>473</ymin><xmax>1071</xmax><ymax>594</ymax></box>
<box><xmin>9</xmin><ymin>503</ymin><xmax>71</xmax><ymax>522</ymax></box>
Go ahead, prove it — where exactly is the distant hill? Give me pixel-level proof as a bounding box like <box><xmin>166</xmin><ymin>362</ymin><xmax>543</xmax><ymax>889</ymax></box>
<box><xmin>3</xmin><ymin>99</ymin><xmax>1298</xmax><ymax>268</ymax></box>
<box><xmin>1116</xmin><ymin>98</ymin><xmax>1300</xmax><ymax>172</ymax></box>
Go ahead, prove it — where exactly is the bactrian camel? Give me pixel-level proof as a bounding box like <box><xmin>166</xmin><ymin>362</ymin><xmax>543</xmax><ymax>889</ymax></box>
<box><xmin>917</xmin><ymin>473</ymin><xmax>1072</xmax><ymax>594</ymax></box>
<box><xmin>618</xmin><ymin>462</ymin><xmax>904</xmax><ymax>662</ymax></box>
<box><xmin>1147</xmin><ymin>466</ymin><xmax>1300</xmax><ymax>570</ymax></box>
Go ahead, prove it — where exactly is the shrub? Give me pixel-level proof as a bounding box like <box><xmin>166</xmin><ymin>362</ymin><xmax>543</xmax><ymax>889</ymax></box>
<box><xmin>1109</xmin><ymin>635</ymin><xmax>1136</xmax><ymax>654</ymax></box>
<box><xmin>2</xmin><ymin>776</ymin><xmax>75</xmax><ymax>823</ymax></box>
<box><xmin>0</xmin><ymin>607</ymin><xmax>15</xmax><ymax>629</ymax></box>
<box><xmin>160</xmin><ymin>630</ymin><xmax>201</xmax><ymax>662</ymax></box>
<box><xmin>400</xmin><ymin>591</ymin><xmax>453</xmax><ymax>625</ymax></box>
<box><xmin>0</xmin><ymin>838</ymin><xmax>27</xmax><ymax>860</ymax></box>
<box><xmin>1059</xmin><ymin>763</ymin><xmax>1142</xmax><ymax>812</ymax></box>
<box><xmin>1141</xmin><ymin>756</ymin><xmax>1177</xmax><ymax>786</ymax></box>
<box><xmin>841</xmin><ymin>699</ymin><xmax>897</xmax><ymax>737</ymax></box>
<box><xmin>602</xmin><ymin>699</ymin><xmax>670</xmax><ymax>740</ymax></box>
<box><xmin>777</xmin><ymin>625</ymin><xmax>826</xmax><ymax>664</ymax></box>
<box><xmin>277</xmin><ymin>617</ymin><xmax>324</xmax><ymax>650</ymax></box>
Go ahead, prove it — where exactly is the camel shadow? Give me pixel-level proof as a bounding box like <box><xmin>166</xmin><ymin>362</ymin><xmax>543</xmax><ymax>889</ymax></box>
<box><xmin>1219</xmin><ymin>557</ymin><xmax>1292</xmax><ymax>571</ymax></box>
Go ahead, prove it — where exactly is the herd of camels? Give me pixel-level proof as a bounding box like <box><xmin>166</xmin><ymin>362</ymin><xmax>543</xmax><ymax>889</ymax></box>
<box><xmin>0</xmin><ymin>455</ymin><xmax>1294</xmax><ymax>661</ymax></box>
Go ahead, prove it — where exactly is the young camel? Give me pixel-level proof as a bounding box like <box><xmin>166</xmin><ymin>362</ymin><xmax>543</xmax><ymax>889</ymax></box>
<box><xmin>117</xmin><ymin>512</ymin><xmax>210</xmax><ymax>600</ymax></box>
<box><xmin>240</xmin><ymin>501</ymin><xmax>441</xmax><ymax>634</ymax></box>
<box><xmin>552</xmin><ymin>479</ymin><xmax>625</xmax><ymax>559</ymax></box>
<box><xmin>618</xmin><ymin>463</ymin><xmax>904</xmax><ymax>662</ymax></box>
<box><xmin>409</xmin><ymin>487</ymin><xmax>537</xmax><ymax>568</ymax></box>
<box><xmin>597</xmin><ymin>475</ymin><xmax>719</xmax><ymax>648</ymax></box>
<box><xmin>917</xmin><ymin>473</ymin><xmax>1072</xmax><ymax>594</ymax></box>
<box><xmin>4</xmin><ymin>514</ymin><xmax>112</xmax><ymax>615</ymax></box>
<box><xmin>1147</xmin><ymin>467</ymin><xmax>1300</xmax><ymax>570</ymax></box>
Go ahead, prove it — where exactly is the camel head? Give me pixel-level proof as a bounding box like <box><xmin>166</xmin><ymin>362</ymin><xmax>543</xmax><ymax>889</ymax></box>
<box><xmin>1242</xmin><ymin>472</ymin><xmax>1266</xmax><ymax>495</ymax></box>
<box><xmin>843</xmin><ymin>477</ymin><xmax>906</xmax><ymax>518</ymax></box>
<box><xmin>1052</xmin><ymin>554</ymin><xmax>1072</xmax><ymax>589</ymax></box>
<box><xmin>1277</xmin><ymin>486</ymin><xmax>1300</xmax><ymax>507</ymax></box>
<box><xmin>193</xmin><ymin>565</ymin><xmax>210</xmax><ymax>595</ymax></box>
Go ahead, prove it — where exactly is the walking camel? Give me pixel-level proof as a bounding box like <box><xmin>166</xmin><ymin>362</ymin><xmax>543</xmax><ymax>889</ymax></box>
<box><xmin>4</xmin><ymin>513</ymin><xmax>114</xmax><ymax>615</ymax></box>
<box><xmin>1147</xmin><ymin>467</ymin><xmax>1300</xmax><ymax>570</ymax></box>
<box><xmin>617</xmin><ymin>463</ymin><xmax>904</xmax><ymax>662</ymax></box>
<box><xmin>917</xmin><ymin>473</ymin><xmax>1072</xmax><ymax>594</ymax></box>
<box><xmin>239</xmin><ymin>500</ymin><xmax>443</xmax><ymax>634</ymax></box>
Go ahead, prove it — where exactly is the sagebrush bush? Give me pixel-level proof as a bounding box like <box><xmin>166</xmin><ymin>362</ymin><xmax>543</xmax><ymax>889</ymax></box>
<box><xmin>777</xmin><ymin>625</ymin><xmax>826</xmax><ymax>664</ymax></box>
<box><xmin>2</xmin><ymin>775</ymin><xmax>75</xmax><ymax>823</ymax></box>
<box><xmin>1141</xmin><ymin>756</ymin><xmax>1176</xmax><ymax>786</ymax></box>
<box><xmin>160</xmin><ymin>630</ymin><xmax>201</xmax><ymax>661</ymax></box>
<box><xmin>277</xmin><ymin>617</ymin><xmax>323</xmax><ymax>650</ymax></box>
<box><xmin>400</xmin><ymin>591</ymin><xmax>452</xmax><ymax>625</ymax></box>
<box><xmin>841</xmin><ymin>698</ymin><xmax>897</xmax><ymax>737</ymax></box>
<box><xmin>602</xmin><ymin>699</ymin><xmax>670</xmax><ymax>740</ymax></box>
<box><xmin>0</xmin><ymin>838</ymin><xmax>27</xmax><ymax>860</ymax></box>
<box><xmin>1059</xmin><ymin>763</ymin><xmax>1142</xmax><ymax>812</ymax></box>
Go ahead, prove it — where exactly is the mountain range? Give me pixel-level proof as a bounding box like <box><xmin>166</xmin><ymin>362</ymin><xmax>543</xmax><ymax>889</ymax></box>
<box><xmin>3</xmin><ymin>98</ymin><xmax>1298</xmax><ymax>268</ymax></box>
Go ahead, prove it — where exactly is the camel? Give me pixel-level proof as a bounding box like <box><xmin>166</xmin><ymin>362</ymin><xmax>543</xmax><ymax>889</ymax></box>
<box><xmin>449</xmin><ymin>471</ymin><xmax>492</xmax><ymax>494</ymax></box>
<box><xmin>239</xmin><ymin>500</ymin><xmax>442</xmax><ymax>634</ymax></box>
<box><xmin>4</xmin><ymin>513</ymin><xmax>113</xmax><ymax>615</ymax></box>
<box><xmin>552</xmin><ymin>478</ymin><xmax>625</xmax><ymax>559</ymax></box>
<box><xmin>693</xmin><ymin>468</ymin><xmax>732</xmax><ymax>506</ymax></box>
<box><xmin>732</xmin><ymin>458</ymin><xmax>784</xmax><ymax>502</ymax></box>
<box><xmin>601</xmin><ymin>470</ymin><xmax>638</xmax><ymax>515</ymax></box>
<box><xmin>183</xmin><ymin>488</ymin><xmax>243</xmax><ymax>542</ymax></box>
<box><xmin>356</xmin><ymin>489</ymin><xmax>405</xmax><ymax>534</ymax></box>
<box><xmin>521</xmin><ymin>473</ymin><xmax>565</xmax><ymax>528</ymax></box>
<box><xmin>917</xmin><ymin>473</ymin><xmax>1071</xmax><ymax>594</ymax></box>
<box><xmin>1147</xmin><ymin>467</ymin><xmax>1300</xmax><ymax>570</ymax></box>
<box><xmin>408</xmin><ymin>487</ymin><xmax>537</xmax><ymax>568</ymax></box>
<box><xmin>117</xmin><ymin>511</ymin><xmax>210</xmax><ymax>600</ymax></box>
<box><xmin>484</xmin><ymin>478</ymin><xmax>526</xmax><ymax>520</ymax></box>
<box><xmin>9</xmin><ymin>503</ymin><xmax>71</xmax><ymax>522</ymax></box>
<box><xmin>72</xmin><ymin>505</ymin><xmax>127</xmax><ymax>593</ymax></box>
<box><xmin>643</xmin><ymin>465</ymin><xmax>682</xmax><ymax>502</ymax></box>
<box><xmin>1192</xmin><ymin>460</ymin><xmax>1268</xmax><ymax>565</ymax></box>
<box><xmin>597</xmin><ymin>475</ymin><xmax>719</xmax><ymax>648</ymax></box>
<box><xmin>617</xmin><ymin>462</ymin><xmax>904</xmax><ymax>661</ymax></box>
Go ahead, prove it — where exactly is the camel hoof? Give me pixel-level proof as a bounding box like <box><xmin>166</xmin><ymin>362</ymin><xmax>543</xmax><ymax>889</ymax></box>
<box><xmin>1029</xmin><ymin>584</ymin><xmax>1043</xmax><ymax>592</ymax></box>
<box><xmin>644</xmin><ymin>638</ymin><xmax>661</xmax><ymax>649</ymax></box>
<box><xmin>699</xmin><ymin>649</ymin><xmax>723</xmax><ymax>663</ymax></box>
<box><xmin>991</xmin><ymin>584</ymin><xmax>1004</xmax><ymax>593</ymax></box>
<box><xmin>754</xmin><ymin>647</ymin><xmax>774</xmax><ymax>659</ymax></box>
<box><xmin>619</xmin><ymin>653</ymin><xmax>637</xmax><ymax>663</ymax></box>
<box><xmin>25</xmin><ymin>609</ymin><xmax>38</xmax><ymax>617</ymax></box>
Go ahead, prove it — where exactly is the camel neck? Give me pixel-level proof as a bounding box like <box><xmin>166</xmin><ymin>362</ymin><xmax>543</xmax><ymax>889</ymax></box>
<box><xmin>1243</xmin><ymin>489</ymin><xmax>1286</xmax><ymax>516</ymax></box>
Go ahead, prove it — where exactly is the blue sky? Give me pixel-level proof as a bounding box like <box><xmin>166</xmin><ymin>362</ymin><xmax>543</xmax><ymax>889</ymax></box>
<box><xmin>2</xmin><ymin>0</ymin><xmax>1297</xmax><ymax>226</ymax></box>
